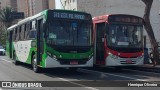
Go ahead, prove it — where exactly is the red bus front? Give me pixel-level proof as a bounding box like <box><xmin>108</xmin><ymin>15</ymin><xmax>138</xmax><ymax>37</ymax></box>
<box><xmin>93</xmin><ymin>14</ymin><xmax>144</xmax><ymax>66</ymax></box>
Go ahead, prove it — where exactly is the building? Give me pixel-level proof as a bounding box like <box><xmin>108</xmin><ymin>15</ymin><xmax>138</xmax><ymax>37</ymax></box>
<box><xmin>0</xmin><ymin>0</ymin><xmax>11</xmax><ymax>27</ymax></box>
<box><xmin>61</xmin><ymin>0</ymin><xmax>77</xmax><ymax>10</ymax></box>
<box><xmin>28</xmin><ymin>0</ymin><xmax>55</xmax><ymax>16</ymax></box>
<box><xmin>10</xmin><ymin>0</ymin><xmax>17</xmax><ymax>11</ymax></box>
<box><xmin>0</xmin><ymin>0</ymin><xmax>10</xmax><ymax>9</ymax></box>
<box><xmin>16</xmin><ymin>0</ymin><xmax>29</xmax><ymax>17</ymax></box>
<box><xmin>61</xmin><ymin>0</ymin><xmax>160</xmax><ymax>48</ymax></box>
<box><xmin>49</xmin><ymin>0</ymin><xmax>55</xmax><ymax>9</ymax></box>
<box><xmin>8</xmin><ymin>0</ymin><xmax>56</xmax><ymax>18</ymax></box>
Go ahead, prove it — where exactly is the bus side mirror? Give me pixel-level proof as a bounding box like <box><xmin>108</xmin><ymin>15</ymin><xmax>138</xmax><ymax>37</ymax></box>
<box><xmin>43</xmin><ymin>23</ymin><xmax>47</xmax><ymax>31</ymax></box>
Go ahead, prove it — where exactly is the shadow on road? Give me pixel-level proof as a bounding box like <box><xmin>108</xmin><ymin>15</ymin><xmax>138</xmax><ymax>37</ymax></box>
<box><xmin>8</xmin><ymin>60</ymin><xmax>155</xmax><ymax>81</ymax></box>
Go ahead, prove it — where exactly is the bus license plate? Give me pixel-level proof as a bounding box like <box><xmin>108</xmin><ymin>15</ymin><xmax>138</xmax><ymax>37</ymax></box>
<box><xmin>126</xmin><ymin>60</ymin><xmax>132</xmax><ymax>63</ymax></box>
<box><xmin>70</xmin><ymin>61</ymin><xmax>78</xmax><ymax>65</ymax></box>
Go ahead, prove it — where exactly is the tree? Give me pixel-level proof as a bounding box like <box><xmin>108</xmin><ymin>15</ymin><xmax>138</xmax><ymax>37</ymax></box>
<box><xmin>0</xmin><ymin>7</ymin><xmax>14</xmax><ymax>47</ymax></box>
<box><xmin>141</xmin><ymin>0</ymin><xmax>160</xmax><ymax>65</ymax></box>
<box><xmin>60</xmin><ymin>0</ymin><xmax>66</xmax><ymax>9</ymax></box>
<box><xmin>0</xmin><ymin>7</ymin><xmax>14</xmax><ymax>28</ymax></box>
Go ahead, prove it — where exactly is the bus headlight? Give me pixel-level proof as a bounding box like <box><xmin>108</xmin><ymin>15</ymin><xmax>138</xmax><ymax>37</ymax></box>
<box><xmin>138</xmin><ymin>55</ymin><xmax>144</xmax><ymax>59</ymax></box>
<box><xmin>88</xmin><ymin>55</ymin><xmax>93</xmax><ymax>60</ymax></box>
<box><xmin>108</xmin><ymin>52</ymin><xmax>118</xmax><ymax>59</ymax></box>
<box><xmin>52</xmin><ymin>55</ymin><xmax>57</xmax><ymax>61</ymax></box>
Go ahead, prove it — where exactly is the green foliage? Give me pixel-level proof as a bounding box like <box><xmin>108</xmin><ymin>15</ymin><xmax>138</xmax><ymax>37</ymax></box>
<box><xmin>0</xmin><ymin>7</ymin><xmax>14</xmax><ymax>46</ymax></box>
<box><xmin>0</xmin><ymin>28</ymin><xmax>6</xmax><ymax>47</ymax></box>
<box><xmin>0</xmin><ymin>7</ymin><xmax>14</xmax><ymax>27</ymax></box>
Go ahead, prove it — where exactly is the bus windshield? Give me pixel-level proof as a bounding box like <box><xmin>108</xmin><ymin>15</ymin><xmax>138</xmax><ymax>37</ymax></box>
<box><xmin>47</xmin><ymin>20</ymin><xmax>92</xmax><ymax>46</ymax></box>
<box><xmin>107</xmin><ymin>24</ymin><xmax>143</xmax><ymax>49</ymax></box>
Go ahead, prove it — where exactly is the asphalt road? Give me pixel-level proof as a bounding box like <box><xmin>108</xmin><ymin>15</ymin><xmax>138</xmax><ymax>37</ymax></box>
<box><xmin>0</xmin><ymin>56</ymin><xmax>160</xmax><ymax>90</ymax></box>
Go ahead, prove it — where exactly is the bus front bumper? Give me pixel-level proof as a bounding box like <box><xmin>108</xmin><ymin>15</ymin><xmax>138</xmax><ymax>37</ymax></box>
<box><xmin>105</xmin><ymin>56</ymin><xmax>144</xmax><ymax>66</ymax></box>
<box><xmin>44</xmin><ymin>56</ymin><xmax>93</xmax><ymax>68</ymax></box>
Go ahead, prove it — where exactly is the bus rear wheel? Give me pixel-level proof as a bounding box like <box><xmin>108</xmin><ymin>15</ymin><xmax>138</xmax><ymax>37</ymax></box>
<box><xmin>32</xmin><ymin>55</ymin><xmax>41</xmax><ymax>73</ymax></box>
<box><xmin>13</xmin><ymin>52</ymin><xmax>19</xmax><ymax>65</ymax></box>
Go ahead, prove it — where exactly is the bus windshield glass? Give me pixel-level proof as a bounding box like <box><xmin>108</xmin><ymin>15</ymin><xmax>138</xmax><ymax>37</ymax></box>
<box><xmin>107</xmin><ymin>24</ymin><xmax>143</xmax><ymax>49</ymax></box>
<box><xmin>47</xmin><ymin>20</ymin><xmax>92</xmax><ymax>46</ymax></box>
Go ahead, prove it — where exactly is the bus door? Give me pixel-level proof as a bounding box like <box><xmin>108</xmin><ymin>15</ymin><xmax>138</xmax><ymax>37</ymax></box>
<box><xmin>9</xmin><ymin>31</ymin><xmax>13</xmax><ymax>58</ymax></box>
<box><xmin>95</xmin><ymin>23</ymin><xmax>105</xmax><ymax>65</ymax></box>
<box><xmin>37</xmin><ymin>19</ymin><xmax>44</xmax><ymax>65</ymax></box>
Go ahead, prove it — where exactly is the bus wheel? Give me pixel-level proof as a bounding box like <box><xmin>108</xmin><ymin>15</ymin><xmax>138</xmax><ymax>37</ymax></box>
<box><xmin>13</xmin><ymin>52</ymin><xmax>19</xmax><ymax>65</ymax></box>
<box><xmin>32</xmin><ymin>55</ymin><xmax>41</xmax><ymax>73</ymax></box>
<box><xmin>69</xmin><ymin>67</ymin><xmax>78</xmax><ymax>72</ymax></box>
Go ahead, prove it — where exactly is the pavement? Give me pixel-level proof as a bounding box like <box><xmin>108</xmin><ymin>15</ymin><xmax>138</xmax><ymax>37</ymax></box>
<box><xmin>1</xmin><ymin>55</ymin><xmax>160</xmax><ymax>90</ymax></box>
<box><xmin>128</xmin><ymin>64</ymin><xmax>160</xmax><ymax>73</ymax></box>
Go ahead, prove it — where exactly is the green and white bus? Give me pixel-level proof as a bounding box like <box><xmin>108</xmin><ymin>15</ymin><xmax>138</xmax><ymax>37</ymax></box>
<box><xmin>6</xmin><ymin>10</ymin><xmax>93</xmax><ymax>72</ymax></box>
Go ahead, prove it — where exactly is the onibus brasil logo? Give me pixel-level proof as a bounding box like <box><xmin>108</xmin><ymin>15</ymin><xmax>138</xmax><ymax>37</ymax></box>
<box><xmin>2</xmin><ymin>82</ymin><xmax>42</xmax><ymax>88</ymax></box>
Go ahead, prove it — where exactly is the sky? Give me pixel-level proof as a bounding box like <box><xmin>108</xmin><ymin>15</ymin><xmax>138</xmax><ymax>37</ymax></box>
<box><xmin>55</xmin><ymin>0</ymin><xmax>62</xmax><ymax>9</ymax></box>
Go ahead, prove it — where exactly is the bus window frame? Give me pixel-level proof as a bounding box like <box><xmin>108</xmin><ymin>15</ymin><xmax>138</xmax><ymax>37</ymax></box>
<box><xmin>28</xmin><ymin>20</ymin><xmax>37</xmax><ymax>40</ymax></box>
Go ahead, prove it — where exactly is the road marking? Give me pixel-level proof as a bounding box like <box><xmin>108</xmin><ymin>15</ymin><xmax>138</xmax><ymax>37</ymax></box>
<box><xmin>1</xmin><ymin>59</ymin><xmax>12</xmax><ymax>63</ymax></box>
<box><xmin>1</xmin><ymin>59</ymin><xmax>99</xmax><ymax>90</ymax></box>
<box><xmin>57</xmin><ymin>77</ymin><xmax>99</xmax><ymax>90</ymax></box>
<box><xmin>79</xmin><ymin>69</ymin><xmax>147</xmax><ymax>81</ymax></box>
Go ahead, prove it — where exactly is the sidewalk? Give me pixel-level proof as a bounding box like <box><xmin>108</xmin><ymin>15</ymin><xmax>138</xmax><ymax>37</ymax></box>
<box><xmin>140</xmin><ymin>64</ymin><xmax>160</xmax><ymax>68</ymax></box>
<box><xmin>133</xmin><ymin>64</ymin><xmax>160</xmax><ymax>73</ymax></box>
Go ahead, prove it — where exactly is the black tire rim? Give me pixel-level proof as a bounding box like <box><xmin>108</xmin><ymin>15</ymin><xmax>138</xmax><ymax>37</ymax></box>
<box><xmin>13</xmin><ymin>52</ymin><xmax>16</xmax><ymax>62</ymax></box>
<box><xmin>33</xmin><ymin>56</ymin><xmax>37</xmax><ymax>71</ymax></box>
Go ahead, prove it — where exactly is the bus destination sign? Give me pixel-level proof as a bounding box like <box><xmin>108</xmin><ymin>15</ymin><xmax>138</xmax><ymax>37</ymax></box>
<box><xmin>108</xmin><ymin>15</ymin><xmax>143</xmax><ymax>24</ymax></box>
<box><xmin>52</xmin><ymin>12</ymin><xmax>90</xmax><ymax>20</ymax></box>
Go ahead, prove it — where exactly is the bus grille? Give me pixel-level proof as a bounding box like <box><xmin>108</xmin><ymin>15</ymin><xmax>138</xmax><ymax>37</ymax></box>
<box><xmin>119</xmin><ymin>56</ymin><xmax>138</xmax><ymax>58</ymax></box>
<box><xmin>58</xmin><ymin>58</ymin><xmax>88</xmax><ymax>65</ymax></box>
<box><xmin>120</xmin><ymin>60</ymin><xmax>136</xmax><ymax>64</ymax></box>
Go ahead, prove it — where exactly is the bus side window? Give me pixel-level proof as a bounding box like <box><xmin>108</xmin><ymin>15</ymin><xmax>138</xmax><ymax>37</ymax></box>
<box><xmin>15</xmin><ymin>28</ymin><xmax>19</xmax><ymax>41</ymax></box>
<box><xmin>28</xmin><ymin>20</ymin><xmax>37</xmax><ymax>39</ymax></box>
<box><xmin>30</xmin><ymin>22</ymin><xmax>32</xmax><ymax>30</ymax></box>
<box><xmin>13</xmin><ymin>29</ymin><xmax>15</xmax><ymax>41</ymax></box>
<box><xmin>26</xmin><ymin>23</ymin><xmax>30</xmax><ymax>39</ymax></box>
<box><xmin>21</xmin><ymin>25</ymin><xmax>25</xmax><ymax>40</ymax></box>
<box><xmin>24</xmin><ymin>24</ymin><xmax>27</xmax><ymax>40</ymax></box>
<box><xmin>19</xmin><ymin>26</ymin><xmax>22</xmax><ymax>41</ymax></box>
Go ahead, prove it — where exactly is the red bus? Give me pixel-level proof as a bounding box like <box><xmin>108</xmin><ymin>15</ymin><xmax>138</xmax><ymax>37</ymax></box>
<box><xmin>93</xmin><ymin>14</ymin><xmax>144</xmax><ymax>67</ymax></box>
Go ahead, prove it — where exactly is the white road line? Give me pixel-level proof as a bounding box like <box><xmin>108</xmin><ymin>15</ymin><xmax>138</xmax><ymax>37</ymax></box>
<box><xmin>57</xmin><ymin>77</ymin><xmax>99</xmax><ymax>90</ymax></box>
<box><xmin>1</xmin><ymin>59</ymin><xmax>98</xmax><ymax>90</ymax></box>
<box><xmin>79</xmin><ymin>69</ymin><xmax>147</xmax><ymax>81</ymax></box>
<box><xmin>1</xmin><ymin>59</ymin><xmax>12</xmax><ymax>63</ymax></box>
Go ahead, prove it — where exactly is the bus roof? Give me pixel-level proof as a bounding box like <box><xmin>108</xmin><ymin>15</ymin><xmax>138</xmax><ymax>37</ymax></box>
<box><xmin>18</xmin><ymin>17</ymin><xmax>32</xmax><ymax>25</ymax></box>
<box><xmin>51</xmin><ymin>9</ymin><xmax>89</xmax><ymax>14</ymax></box>
<box><xmin>7</xmin><ymin>10</ymin><xmax>47</xmax><ymax>31</ymax></box>
<box><xmin>93</xmin><ymin>14</ymin><xmax>143</xmax><ymax>22</ymax></box>
<box><xmin>7</xmin><ymin>9</ymin><xmax>91</xmax><ymax>31</ymax></box>
<box><xmin>7</xmin><ymin>24</ymin><xmax>18</xmax><ymax>31</ymax></box>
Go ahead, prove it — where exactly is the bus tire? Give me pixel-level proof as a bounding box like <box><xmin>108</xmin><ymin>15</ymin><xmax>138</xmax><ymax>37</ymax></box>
<box><xmin>13</xmin><ymin>52</ymin><xmax>19</xmax><ymax>65</ymax></box>
<box><xmin>32</xmin><ymin>55</ymin><xmax>41</xmax><ymax>73</ymax></box>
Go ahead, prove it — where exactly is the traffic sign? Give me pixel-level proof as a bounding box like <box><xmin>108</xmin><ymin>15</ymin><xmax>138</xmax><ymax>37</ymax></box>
<box><xmin>11</xmin><ymin>12</ymin><xmax>24</xmax><ymax>19</ymax></box>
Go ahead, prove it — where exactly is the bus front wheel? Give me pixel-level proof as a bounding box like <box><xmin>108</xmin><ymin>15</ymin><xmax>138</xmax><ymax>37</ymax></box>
<box><xmin>32</xmin><ymin>55</ymin><xmax>41</xmax><ymax>73</ymax></box>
